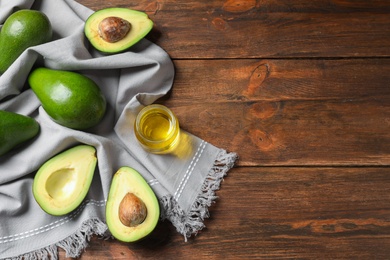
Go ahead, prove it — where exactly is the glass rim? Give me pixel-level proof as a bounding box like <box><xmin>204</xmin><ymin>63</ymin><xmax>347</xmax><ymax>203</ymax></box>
<box><xmin>135</xmin><ymin>104</ymin><xmax>179</xmax><ymax>144</ymax></box>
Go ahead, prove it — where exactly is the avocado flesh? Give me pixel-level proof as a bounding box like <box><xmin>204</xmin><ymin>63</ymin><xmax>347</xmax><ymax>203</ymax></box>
<box><xmin>0</xmin><ymin>9</ymin><xmax>52</xmax><ymax>74</ymax></box>
<box><xmin>33</xmin><ymin>145</ymin><xmax>97</xmax><ymax>216</ymax></box>
<box><xmin>28</xmin><ymin>67</ymin><xmax>106</xmax><ymax>130</ymax></box>
<box><xmin>106</xmin><ymin>167</ymin><xmax>160</xmax><ymax>242</ymax></box>
<box><xmin>0</xmin><ymin>110</ymin><xmax>40</xmax><ymax>156</ymax></box>
<box><xmin>84</xmin><ymin>8</ymin><xmax>153</xmax><ymax>53</ymax></box>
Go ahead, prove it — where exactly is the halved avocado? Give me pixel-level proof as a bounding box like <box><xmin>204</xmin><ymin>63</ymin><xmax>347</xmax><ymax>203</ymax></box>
<box><xmin>106</xmin><ymin>167</ymin><xmax>160</xmax><ymax>242</ymax></box>
<box><xmin>33</xmin><ymin>145</ymin><xmax>97</xmax><ymax>216</ymax></box>
<box><xmin>84</xmin><ymin>8</ymin><xmax>153</xmax><ymax>53</ymax></box>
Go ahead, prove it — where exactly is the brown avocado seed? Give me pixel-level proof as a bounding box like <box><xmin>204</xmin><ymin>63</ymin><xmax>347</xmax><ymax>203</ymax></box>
<box><xmin>118</xmin><ymin>192</ymin><xmax>147</xmax><ymax>227</ymax></box>
<box><xmin>98</xmin><ymin>16</ymin><xmax>131</xmax><ymax>43</ymax></box>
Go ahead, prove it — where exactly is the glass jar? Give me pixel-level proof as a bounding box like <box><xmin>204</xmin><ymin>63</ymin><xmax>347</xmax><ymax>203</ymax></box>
<box><xmin>134</xmin><ymin>104</ymin><xmax>180</xmax><ymax>154</ymax></box>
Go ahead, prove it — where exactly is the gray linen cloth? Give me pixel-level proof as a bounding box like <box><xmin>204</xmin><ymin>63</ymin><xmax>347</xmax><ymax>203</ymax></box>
<box><xmin>0</xmin><ymin>0</ymin><xmax>237</xmax><ymax>259</ymax></box>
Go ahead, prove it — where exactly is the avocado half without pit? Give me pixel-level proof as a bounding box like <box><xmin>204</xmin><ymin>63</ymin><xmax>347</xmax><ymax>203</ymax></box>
<box><xmin>106</xmin><ymin>167</ymin><xmax>160</xmax><ymax>242</ymax></box>
<box><xmin>33</xmin><ymin>145</ymin><xmax>97</xmax><ymax>216</ymax></box>
<box><xmin>84</xmin><ymin>8</ymin><xmax>154</xmax><ymax>53</ymax></box>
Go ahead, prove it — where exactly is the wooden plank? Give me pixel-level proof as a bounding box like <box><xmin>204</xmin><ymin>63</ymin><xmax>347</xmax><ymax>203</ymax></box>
<box><xmin>159</xmin><ymin>59</ymin><xmax>390</xmax><ymax>166</ymax></box>
<box><xmin>77</xmin><ymin>0</ymin><xmax>390</xmax><ymax>58</ymax></box>
<box><xmin>61</xmin><ymin>167</ymin><xmax>390</xmax><ymax>259</ymax></box>
<box><xmin>77</xmin><ymin>0</ymin><xmax>390</xmax><ymax>13</ymax></box>
<box><xmin>166</xmin><ymin>59</ymin><xmax>390</xmax><ymax>101</ymax></box>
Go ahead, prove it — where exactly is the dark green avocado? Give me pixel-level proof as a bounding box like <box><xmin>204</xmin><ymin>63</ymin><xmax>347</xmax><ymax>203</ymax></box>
<box><xmin>0</xmin><ymin>110</ymin><xmax>40</xmax><ymax>156</ymax></box>
<box><xmin>0</xmin><ymin>9</ymin><xmax>52</xmax><ymax>74</ymax></box>
<box><xmin>28</xmin><ymin>67</ymin><xmax>107</xmax><ymax>130</ymax></box>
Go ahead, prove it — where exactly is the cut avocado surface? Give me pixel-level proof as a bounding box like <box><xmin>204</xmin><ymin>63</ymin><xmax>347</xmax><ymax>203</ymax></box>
<box><xmin>84</xmin><ymin>8</ymin><xmax>153</xmax><ymax>53</ymax></box>
<box><xmin>106</xmin><ymin>167</ymin><xmax>160</xmax><ymax>242</ymax></box>
<box><xmin>33</xmin><ymin>145</ymin><xmax>97</xmax><ymax>216</ymax></box>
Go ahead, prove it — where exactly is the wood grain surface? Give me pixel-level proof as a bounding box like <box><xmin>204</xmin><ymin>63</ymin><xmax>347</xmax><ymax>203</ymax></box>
<box><xmin>63</xmin><ymin>0</ymin><xmax>390</xmax><ymax>259</ymax></box>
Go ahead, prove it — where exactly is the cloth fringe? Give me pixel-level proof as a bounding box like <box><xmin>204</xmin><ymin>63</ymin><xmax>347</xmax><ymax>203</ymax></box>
<box><xmin>56</xmin><ymin>218</ymin><xmax>109</xmax><ymax>258</ymax></box>
<box><xmin>160</xmin><ymin>149</ymin><xmax>238</xmax><ymax>241</ymax></box>
<box><xmin>7</xmin><ymin>218</ymin><xmax>109</xmax><ymax>260</ymax></box>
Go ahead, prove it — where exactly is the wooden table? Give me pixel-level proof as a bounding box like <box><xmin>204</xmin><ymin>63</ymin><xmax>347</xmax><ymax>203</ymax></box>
<box><xmin>64</xmin><ymin>0</ymin><xmax>390</xmax><ymax>258</ymax></box>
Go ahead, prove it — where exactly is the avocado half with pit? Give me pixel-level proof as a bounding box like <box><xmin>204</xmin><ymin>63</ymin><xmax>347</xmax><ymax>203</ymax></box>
<box><xmin>33</xmin><ymin>145</ymin><xmax>97</xmax><ymax>216</ymax></box>
<box><xmin>84</xmin><ymin>8</ymin><xmax>154</xmax><ymax>53</ymax></box>
<box><xmin>106</xmin><ymin>167</ymin><xmax>160</xmax><ymax>242</ymax></box>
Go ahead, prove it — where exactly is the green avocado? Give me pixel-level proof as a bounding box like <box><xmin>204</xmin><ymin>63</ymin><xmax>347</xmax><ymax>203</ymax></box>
<box><xmin>106</xmin><ymin>167</ymin><xmax>160</xmax><ymax>242</ymax></box>
<box><xmin>0</xmin><ymin>110</ymin><xmax>40</xmax><ymax>156</ymax></box>
<box><xmin>0</xmin><ymin>9</ymin><xmax>52</xmax><ymax>74</ymax></box>
<box><xmin>84</xmin><ymin>8</ymin><xmax>153</xmax><ymax>53</ymax></box>
<box><xmin>28</xmin><ymin>67</ymin><xmax>107</xmax><ymax>130</ymax></box>
<box><xmin>33</xmin><ymin>145</ymin><xmax>97</xmax><ymax>216</ymax></box>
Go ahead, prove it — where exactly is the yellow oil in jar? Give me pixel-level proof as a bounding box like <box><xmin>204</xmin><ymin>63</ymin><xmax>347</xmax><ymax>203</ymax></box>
<box><xmin>134</xmin><ymin>104</ymin><xmax>180</xmax><ymax>154</ymax></box>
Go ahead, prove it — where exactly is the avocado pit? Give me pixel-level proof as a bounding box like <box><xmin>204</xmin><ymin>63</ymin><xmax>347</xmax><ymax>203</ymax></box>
<box><xmin>98</xmin><ymin>16</ymin><xmax>131</xmax><ymax>43</ymax></box>
<box><xmin>119</xmin><ymin>192</ymin><xmax>147</xmax><ymax>227</ymax></box>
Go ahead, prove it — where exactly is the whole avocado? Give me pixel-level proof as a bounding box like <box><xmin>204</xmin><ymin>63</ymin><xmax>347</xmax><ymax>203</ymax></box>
<box><xmin>28</xmin><ymin>68</ymin><xmax>107</xmax><ymax>130</ymax></box>
<box><xmin>0</xmin><ymin>110</ymin><xmax>40</xmax><ymax>156</ymax></box>
<box><xmin>0</xmin><ymin>9</ymin><xmax>52</xmax><ymax>74</ymax></box>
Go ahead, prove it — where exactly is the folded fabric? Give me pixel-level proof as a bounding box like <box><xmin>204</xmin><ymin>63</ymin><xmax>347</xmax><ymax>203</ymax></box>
<box><xmin>0</xmin><ymin>0</ymin><xmax>237</xmax><ymax>259</ymax></box>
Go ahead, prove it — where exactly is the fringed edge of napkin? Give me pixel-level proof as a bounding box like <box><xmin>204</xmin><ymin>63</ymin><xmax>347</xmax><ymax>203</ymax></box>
<box><xmin>160</xmin><ymin>149</ymin><xmax>238</xmax><ymax>241</ymax></box>
<box><xmin>10</xmin><ymin>219</ymin><xmax>109</xmax><ymax>260</ymax></box>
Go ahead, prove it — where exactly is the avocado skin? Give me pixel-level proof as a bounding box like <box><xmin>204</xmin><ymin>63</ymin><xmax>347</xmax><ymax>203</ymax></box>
<box><xmin>28</xmin><ymin>68</ymin><xmax>107</xmax><ymax>130</ymax></box>
<box><xmin>0</xmin><ymin>110</ymin><xmax>40</xmax><ymax>156</ymax></box>
<box><xmin>0</xmin><ymin>9</ymin><xmax>52</xmax><ymax>74</ymax></box>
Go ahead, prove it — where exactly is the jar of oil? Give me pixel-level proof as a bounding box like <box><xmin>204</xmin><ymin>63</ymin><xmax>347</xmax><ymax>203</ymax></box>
<box><xmin>134</xmin><ymin>104</ymin><xmax>180</xmax><ymax>154</ymax></box>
